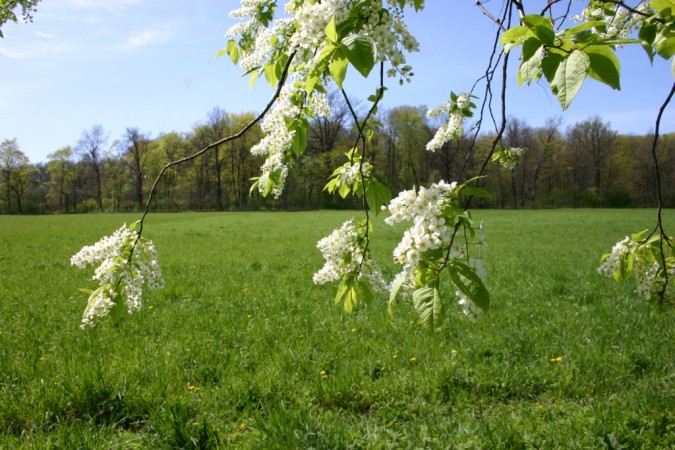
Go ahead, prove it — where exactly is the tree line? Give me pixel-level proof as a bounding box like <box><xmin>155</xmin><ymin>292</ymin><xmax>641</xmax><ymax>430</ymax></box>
<box><xmin>2</xmin><ymin>97</ymin><xmax>673</xmax><ymax>214</ymax></box>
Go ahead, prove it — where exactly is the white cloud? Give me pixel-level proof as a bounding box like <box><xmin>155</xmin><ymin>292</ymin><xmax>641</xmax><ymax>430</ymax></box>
<box><xmin>124</xmin><ymin>24</ymin><xmax>176</xmax><ymax>49</ymax></box>
<box><xmin>0</xmin><ymin>46</ymin><xmax>30</xmax><ymax>59</ymax></box>
<box><xmin>65</xmin><ymin>0</ymin><xmax>140</xmax><ymax>12</ymax></box>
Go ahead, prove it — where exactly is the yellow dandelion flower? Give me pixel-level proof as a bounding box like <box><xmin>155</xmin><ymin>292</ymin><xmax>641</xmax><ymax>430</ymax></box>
<box><xmin>410</xmin><ymin>356</ymin><xmax>418</xmax><ymax>364</ymax></box>
<box><xmin>549</xmin><ymin>356</ymin><xmax>563</xmax><ymax>363</ymax></box>
<box><xmin>320</xmin><ymin>370</ymin><xmax>329</xmax><ymax>379</ymax></box>
<box><xmin>351</xmin><ymin>328</ymin><xmax>357</xmax><ymax>333</ymax></box>
<box><xmin>187</xmin><ymin>385</ymin><xmax>200</xmax><ymax>391</ymax></box>
<box><xmin>148</xmin><ymin>305</ymin><xmax>154</xmax><ymax>311</ymax></box>
<box><xmin>239</xmin><ymin>422</ymin><xmax>246</xmax><ymax>431</ymax></box>
<box><xmin>38</xmin><ymin>356</ymin><xmax>46</xmax><ymax>363</ymax></box>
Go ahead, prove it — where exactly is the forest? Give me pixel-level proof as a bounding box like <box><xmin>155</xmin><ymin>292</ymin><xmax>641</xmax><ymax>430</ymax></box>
<box><xmin>2</xmin><ymin>92</ymin><xmax>674</xmax><ymax>214</ymax></box>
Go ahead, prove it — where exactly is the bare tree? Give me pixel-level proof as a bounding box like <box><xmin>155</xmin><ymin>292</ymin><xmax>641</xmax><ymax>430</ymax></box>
<box><xmin>76</xmin><ymin>125</ymin><xmax>108</xmax><ymax>212</ymax></box>
<box><xmin>567</xmin><ymin>116</ymin><xmax>617</xmax><ymax>194</ymax></box>
<box><xmin>124</xmin><ymin>127</ymin><xmax>151</xmax><ymax>210</ymax></box>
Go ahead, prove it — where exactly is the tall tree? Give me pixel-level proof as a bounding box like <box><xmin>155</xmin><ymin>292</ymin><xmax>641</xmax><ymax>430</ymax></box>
<box><xmin>0</xmin><ymin>138</ymin><xmax>30</xmax><ymax>213</ymax></box>
<box><xmin>123</xmin><ymin>127</ymin><xmax>151</xmax><ymax>211</ymax></box>
<box><xmin>76</xmin><ymin>125</ymin><xmax>108</xmax><ymax>212</ymax></box>
<box><xmin>46</xmin><ymin>146</ymin><xmax>76</xmax><ymax>213</ymax></box>
<box><xmin>567</xmin><ymin>116</ymin><xmax>617</xmax><ymax>194</ymax></box>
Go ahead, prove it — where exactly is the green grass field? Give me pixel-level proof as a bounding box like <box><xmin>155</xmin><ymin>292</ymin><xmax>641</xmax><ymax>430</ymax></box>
<box><xmin>1</xmin><ymin>210</ymin><xmax>673</xmax><ymax>448</ymax></box>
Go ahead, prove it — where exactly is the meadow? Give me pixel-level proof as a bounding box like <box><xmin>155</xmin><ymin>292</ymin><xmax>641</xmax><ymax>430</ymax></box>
<box><xmin>0</xmin><ymin>209</ymin><xmax>673</xmax><ymax>449</ymax></box>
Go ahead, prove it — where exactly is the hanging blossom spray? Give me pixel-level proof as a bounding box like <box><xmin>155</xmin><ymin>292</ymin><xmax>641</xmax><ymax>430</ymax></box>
<box><xmin>71</xmin><ymin>222</ymin><xmax>164</xmax><ymax>328</ymax></box>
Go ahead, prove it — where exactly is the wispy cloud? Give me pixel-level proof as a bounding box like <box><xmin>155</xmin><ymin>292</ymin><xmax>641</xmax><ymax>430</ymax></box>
<box><xmin>65</xmin><ymin>0</ymin><xmax>140</xmax><ymax>12</ymax></box>
<box><xmin>123</xmin><ymin>24</ymin><xmax>177</xmax><ymax>49</ymax></box>
<box><xmin>0</xmin><ymin>31</ymin><xmax>75</xmax><ymax>60</ymax></box>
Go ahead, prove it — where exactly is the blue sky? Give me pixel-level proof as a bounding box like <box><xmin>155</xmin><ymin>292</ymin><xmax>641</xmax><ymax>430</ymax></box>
<box><xmin>1</xmin><ymin>0</ymin><xmax>674</xmax><ymax>163</ymax></box>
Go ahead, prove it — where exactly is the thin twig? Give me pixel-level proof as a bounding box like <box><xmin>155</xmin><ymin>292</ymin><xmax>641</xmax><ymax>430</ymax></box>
<box><xmin>114</xmin><ymin>47</ymin><xmax>298</xmax><ymax>311</ymax></box>
<box><xmin>129</xmin><ymin>50</ymin><xmax>297</xmax><ymax>257</ymax></box>
<box><xmin>650</xmin><ymin>82</ymin><xmax>675</xmax><ymax>304</ymax></box>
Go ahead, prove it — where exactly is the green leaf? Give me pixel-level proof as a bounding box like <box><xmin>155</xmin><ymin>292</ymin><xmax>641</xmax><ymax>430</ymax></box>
<box><xmin>540</xmin><ymin>51</ymin><xmax>564</xmax><ymax>83</ymax></box>
<box><xmin>365</xmin><ymin>179</ymin><xmax>392</xmax><ymax>215</ymax></box>
<box><xmin>449</xmin><ymin>261</ymin><xmax>490</xmax><ymax>312</ymax></box>
<box><xmin>288</xmin><ymin>117</ymin><xmax>309</xmax><ymax>157</ymax></box>
<box><xmin>500</xmin><ymin>25</ymin><xmax>529</xmax><ymax>53</ymax></box>
<box><xmin>305</xmin><ymin>73</ymin><xmax>321</xmax><ymax>95</ymax></box>
<box><xmin>584</xmin><ymin>45</ymin><xmax>621</xmax><ymax>90</ymax></box>
<box><xmin>565</xmin><ymin>21</ymin><xmax>610</xmax><ymax>39</ymax></box>
<box><xmin>412</xmin><ymin>282</ymin><xmax>443</xmax><ymax>328</ymax></box>
<box><xmin>388</xmin><ymin>273</ymin><xmax>406</xmax><ymax>314</ymax></box>
<box><xmin>329</xmin><ymin>48</ymin><xmax>349</xmax><ymax>89</ymax></box>
<box><xmin>222</xmin><ymin>40</ymin><xmax>239</xmax><ymax>64</ymax></box>
<box><xmin>335</xmin><ymin>275</ymin><xmax>358</xmax><ymax>313</ymax></box>
<box><xmin>342</xmin><ymin>36</ymin><xmax>376</xmax><ymax>78</ymax></box>
<box><xmin>614</xmin><ymin>252</ymin><xmax>634</xmax><ymax>283</ymax></box>
<box><xmin>551</xmin><ymin>49</ymin><xmax>591</xmax><ymax>110</ymax></box>
<box><xmin>656</xmin><ymin>35</ymin><xmax>675</xmax><ymax>59</ymax></box>
<box><xmin>521</xmin><ymin>37</ymin><xmax>543</xmax><ymax>62</ymax></box>
<box><xmin>325</xmin><ymin>15</ymin><xmax>338</xmax><ymax>42</ymax></box>
<box><xmin>521</xmin><ymin>14</ymin><xmax>555</xmax><ymax>46</ymax></box>
<box><xmin>653</xmin><ymin>0</ymin><xmax>675</xmax><ymax>12</ymax></box>
<box><xmin>248</xmin><ymin>70</ymin><xmax>260</xmax><ymax>89</ymax></box>
<box><xmin>413</xmin><ymin>0</ymin><xmax>424</xmax><ymax>11</ymax></box>
<box><xmin>108</xmin><ymin>292</ymin><xmax>126</xmax><ymax>324</ymax></box>
<box><xmin>264</xmin><ymin>61</ymin><xmax>282</xmax><ymax>88</ymax></box>
<box><xmin>518</xmin><ymin>45</ymin><xmax>543</xmax><ymax>86</ymax></box>
<box><xmin>461</xmin><ymin>186</ymin><xmax>492</xmax><ymax>200</ymax></box>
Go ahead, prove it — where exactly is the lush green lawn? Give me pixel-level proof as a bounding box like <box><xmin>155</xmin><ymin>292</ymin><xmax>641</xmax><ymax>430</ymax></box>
<box><xmin>0</xmin><ymin>210</ymin><xmax>673</xmax><ymax>448</ymax></box>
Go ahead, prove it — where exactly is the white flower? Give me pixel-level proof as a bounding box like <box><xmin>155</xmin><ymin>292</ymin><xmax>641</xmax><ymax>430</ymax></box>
<box><xmin>313</xmin><ymin>219</ymin><xmax>387</xmax><ymax>293</ymax></box>
<box><xmin>71</xmin><ymin>223</ymin><xmax>164</xmax><ymax>328</ymax></box>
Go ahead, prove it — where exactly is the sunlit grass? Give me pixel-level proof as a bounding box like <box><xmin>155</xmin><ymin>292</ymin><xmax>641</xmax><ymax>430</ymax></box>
<box><xmin>0</xmin><ymin>210</ymin><xmax>673</xmax><ymax>448</ymax></box>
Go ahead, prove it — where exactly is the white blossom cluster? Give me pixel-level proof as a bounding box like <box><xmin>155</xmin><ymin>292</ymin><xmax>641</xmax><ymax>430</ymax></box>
<box><xmin>598</xmin><ymin>235</ymin><xmax>674</xmax><ymax>301</ymax></box>
<box><xmin>573</xmin><ymin>1</ymin><xmax>652</xmax><ymax>40</ymax></box>
<box><xmin>384</xmin><ymin>180</ymin><xmax>486</xmax><ymax>315</ymax></box>
<box><xmin>336</xmin><ymin>160</ymin><xmax>373</xmax><ymax>190</ymax></box>
<box><xmin>226</xmin><ymin>0</ymin><xmax>422</xmax><ymax>198</ymax></box>
<box><xmin>313</xmin><ymin>219</ymin><xmax>387</xmax><ymax>292</ymax></box>
<box><xmin>288</xmin><ymin>0</ymin><xmax>344</xmax><ymax>53</ymax></box>
<box><xmin>251</xmin><ymin>84</ymin><xmax>330</xmax><ymax>198</ymax></box>
<box><xmin>426</xmin><ymin>92</ymin><xmax>472</xmax><ymax>152</ymax></box>
<box><xmin>71</xmin><ymin>223</ymin><xmax>164</xmax><ymax>328</ymax></box>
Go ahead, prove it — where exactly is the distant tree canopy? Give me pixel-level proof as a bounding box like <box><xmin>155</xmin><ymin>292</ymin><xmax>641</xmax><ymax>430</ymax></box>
<box><xmin>1</xmin><ymin>106</ymin><xmax>673</xmax><ymax>215</ymax></box>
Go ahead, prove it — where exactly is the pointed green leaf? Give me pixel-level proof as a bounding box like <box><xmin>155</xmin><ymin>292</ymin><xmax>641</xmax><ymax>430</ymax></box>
<box><xmin>521</xmin><ymin>14</ymin><xmax>555</xmax><ymax>45</ymax></box>
<box><xmin>412</xmin><ymin>283</ymin><xmax>443</xmax><ymax>328</ymax></box>
<box><xmin>614</xmin><ymin>252</ymin><xmax>634</xmax><ymax>283</ymax></box>
<box><xmin>449</xmin><ymin>261</ymin><xmax>490</xmax><ymax>312</ymax></box>
<box><xmin>388</xmin><ymin>273</ymin><xmax>406</xmax><ymax>314</ymax></box>
<box><xmin>584</xmin><ymin>45</ymin><xmax>621</xmax><ymax>90</ymax></box>
<box><xmin>518</xmin><ymin>45</ymin><xmax>543</xmax><ymax>86</ymax></box>
<box><xmin>325</xmin><ymin>15</ymin><xmax>338</xmax><ymax>42</ymax></box>
<box><xmin>551</xmin><ymin>49</ymin><xmax>590</xmax><ymax>110</ymax></box>
<box><xmin>656</xmin><ymin>35</ymin><xmax>675</xmax><ymax>59</ymax></box>
<box><xmin>461</xmin><ymin>186</ymin><xmax>492</xmax><ymax>200</ymax></box>
<box><xmin>541</xmin><ymin>51</ymin><xmax>564</xmax><ymax>83</ymax></box>
<box><xmin>365</xmin><ymin>178</ymin><xmax>392</xmax><ymax>215</ymax></box>
<box><xmin>343</xmin><ymin>36</ymin><xmax>375</xmax><ymax>78</ymax></box>
<box><xmin>653</xmin><ymin>0</ymin><xmax>675</xmax><ymax>12</ymax></box>
<box><xmin>500</xmin><ymin>25</ymin><xmax>530</xmax><ymax>53</ymax></box>
<box><xmin>329</xmin><ymin>48</ymin><xmax>349</xmax><ymax>89</ymax></box>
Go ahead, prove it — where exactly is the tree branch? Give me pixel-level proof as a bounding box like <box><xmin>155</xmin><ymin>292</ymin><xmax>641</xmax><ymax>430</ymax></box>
<box><xmin>131</xmin><ymin>50</ymin><xmax>298</xmax><ymax>249</ymax></box>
